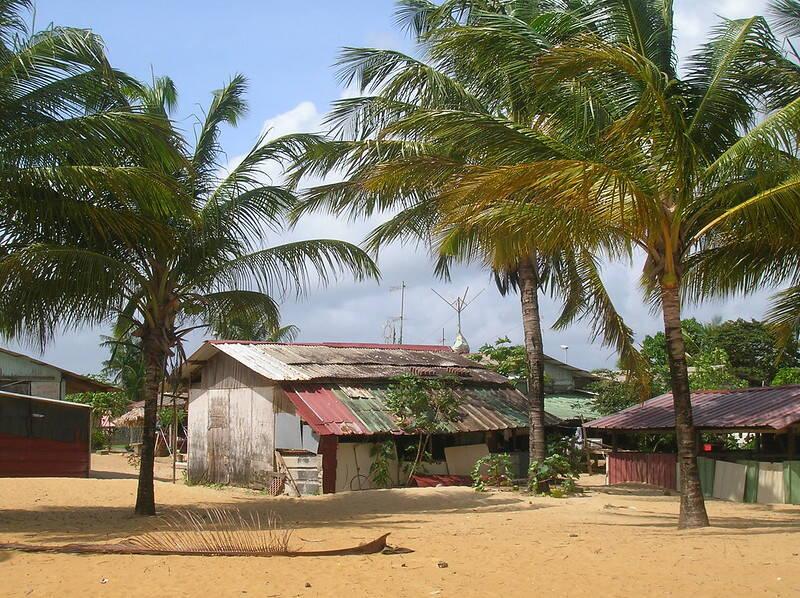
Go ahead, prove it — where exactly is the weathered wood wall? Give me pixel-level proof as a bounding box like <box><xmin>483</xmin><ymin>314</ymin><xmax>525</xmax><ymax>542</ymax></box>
<box><xmin>187</xmin><ymin>352</ymin><xmax>275</xmax><ymax>486</ymax></box>
<box><xmin>0</xmin><ymin>351</ymin><xmax>64</xmax><ymax>400</ymax></box>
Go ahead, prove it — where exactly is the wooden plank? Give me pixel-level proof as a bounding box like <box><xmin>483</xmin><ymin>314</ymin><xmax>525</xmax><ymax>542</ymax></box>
<box><xmin>250</xmin><ymin>387</ymin><xmax>275</xmax><ymax>486</ymax></box>
<box><xmin>275</xmin><ymin>451</ymin><xmax>301</xmax><ymax>497</ymax></box>
<box><xmin>206</xmin><ymin>390</ymin><xmax>230</xmax><ymax>484</ymax></box>
<box><xmin>227</xmin><ymin>387</ymin><xmax>252</xmax><ymax>485</ymax></box>
<box><xmin>187</xmin><ymin>387</ymin><xmax>208</xmax><ymax>484</ymax></box>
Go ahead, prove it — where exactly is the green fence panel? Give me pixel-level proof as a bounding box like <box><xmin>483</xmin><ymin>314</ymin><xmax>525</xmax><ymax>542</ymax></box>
<box><xmin>784</xmin><ymin>461</ymin><xmax>800</xmax><ymax>505</ymax></box>
<box><xmin>736</xmin><ymin>460</ymin><xmax>760</xmax><ymax>503</ymax></box>
<box><xmin>697</xmin><ymin>457</ymin><xmax>716</xmax><ymax>498</ymax></box>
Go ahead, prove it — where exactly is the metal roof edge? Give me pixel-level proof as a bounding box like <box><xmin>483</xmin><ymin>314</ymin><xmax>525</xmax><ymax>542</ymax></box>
<box><xmin>0</xmin><ymin>389</ymin><xmax>91</xmax><ymax>409</ymax></box>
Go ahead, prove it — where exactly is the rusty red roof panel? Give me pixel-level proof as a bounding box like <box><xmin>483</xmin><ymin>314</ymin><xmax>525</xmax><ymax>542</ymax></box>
<box><xmin>284</xmin><ymin>383</ymin><xmax>558</xmax><ymax>436</ymax></box>
<box><xmin>285</xmin><ymin>386</ymin><xmax>370</xmax><ymax>436</ymax></box>
<box><xmin>586</xmin><ymin>385</ymin><xmax>800</xmax><ymax>431</ymax></box>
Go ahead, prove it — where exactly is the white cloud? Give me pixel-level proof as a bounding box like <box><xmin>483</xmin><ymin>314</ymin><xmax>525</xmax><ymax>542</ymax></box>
<box><xmin>259</xmin><ymin>100</ymin><xmax>323</xmax><ymax>141</ymax></box>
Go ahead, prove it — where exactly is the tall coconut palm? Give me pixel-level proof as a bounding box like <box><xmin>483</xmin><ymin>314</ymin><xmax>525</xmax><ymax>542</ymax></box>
<box><xmin>0</xmin><ymin>76</ymin><xmax>379</xmax><ymax>515</ymax></box>
<box><xmin>0</xmin><ymin>0</ymin><xmax>182</xmax><ymax>265</ymax></box>
<box><xmin>432</xmin><ymin>3</ymin><xmax>800</xmax><ymax>527</ymax></box>
<box><xmin>688</xmin><ymin>0</ymin><xmax>800</xmax><ymax>351</ymax></box>
<box><xmin>290</xmin><ymin>0</ymin><xmax>645</xmax><ymax>463</ymax></box>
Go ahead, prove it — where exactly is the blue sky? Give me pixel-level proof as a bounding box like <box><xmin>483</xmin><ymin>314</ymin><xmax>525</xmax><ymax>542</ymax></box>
<box><xmin>34</xmin><ymin>1</ymin><xmax>410</xmax><ymax>162</ymax></box>
<box><xmin>18</xmin><ymin>0</ymin><xmax>777</xmax><ymax>376</ymax></box>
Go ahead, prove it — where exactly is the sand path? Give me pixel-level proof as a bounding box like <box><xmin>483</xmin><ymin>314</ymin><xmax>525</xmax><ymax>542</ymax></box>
<box><xmin>1</xmin><ymin>454</ymin><xmax>799</xmax><ymax>597</ymax></box>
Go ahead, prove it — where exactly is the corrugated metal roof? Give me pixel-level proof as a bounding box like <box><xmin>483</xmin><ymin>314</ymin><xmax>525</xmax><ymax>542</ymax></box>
<box><xmin>544</xmin><ymin>393</ymin><xmax>601</xmax><ymax>422</ymax></box>
<box><xmin>187</xmin><ymin>341</ymin><xmax>507</xmax><ymax>384</ymax></box>
<box><xmin>285</xmin><ymin>383</ymin><xmax>559</xmax><ymax>436</ymax></box>
<box><xmin>586</xmin><ymin>385</ymin><xmax>800</xmax><ymax>431</ymax></box>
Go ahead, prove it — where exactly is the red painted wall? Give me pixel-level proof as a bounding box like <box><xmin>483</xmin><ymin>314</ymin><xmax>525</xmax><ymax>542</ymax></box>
<box><xmin>0</xmin><ymin>432</ymin><xmax>89</xmax><ymax>477</ymax></box>
<box><xmin>607</xmin><ymin>452</ymin><xmax>677</xmax><ymax>490</ymax></box>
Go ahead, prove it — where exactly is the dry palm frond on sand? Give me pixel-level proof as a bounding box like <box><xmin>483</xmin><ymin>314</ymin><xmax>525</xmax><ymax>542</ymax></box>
<box><xmin>0</xmin><ymin>508</ymin><xmax>391</xmax><ymax>557</ymax></box>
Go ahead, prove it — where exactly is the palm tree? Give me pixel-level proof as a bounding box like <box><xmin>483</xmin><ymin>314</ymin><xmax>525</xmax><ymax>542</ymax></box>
<box><xmin>688</xmin><ymin>0</ymin><xmax>800</xmax><ymax>352</ymax></box>
<box><xmin>432</xmin><ymin>3</ymin><xmax>800</xmax><ymax>527</ymax></box>
<box><xmin>211</xmin><ymin>315</ymin><xmax>300</xmax><ymax>342</ymax></box>
<box><xmin>290</xmin><ymin>0</ymin><xmax>644</xmax><ymax>463</ymax></box>
<box><xmin>0</xmin><ymin>0</ymin><xmax>181</xmax><ymax>269</ymax></box>
<box><xmin>0</xmin><ymin>76</ymin><xmax>379</xmax><ymax>515</ymax></box>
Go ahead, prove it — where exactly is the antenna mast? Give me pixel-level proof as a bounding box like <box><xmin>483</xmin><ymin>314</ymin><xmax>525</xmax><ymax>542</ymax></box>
<box><xmin>390</xmin><ymin>281</ymin><xmax>406</xmax><ymax>344</ymax></box>
<box><xmin>432</xmin><ymin>287</ymin><xmax>484</xmax><ymax>352</ymax></box>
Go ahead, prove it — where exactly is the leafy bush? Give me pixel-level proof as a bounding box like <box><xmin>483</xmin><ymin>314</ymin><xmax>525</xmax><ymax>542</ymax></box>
<box><xmin>527</xmin><ymin>454</ymin><xmax>579</xmax><ymax>495</ymax></box>
<box><xmin>91</xmin><ymin>428</ymin><xmax>108</xmax><ymax>451</ymax></box>
<box><xmin>385</xmin><ymin>374</ymin><xmax>462</xmax><ymax>483</ymax></box>
<box><xmin>369</xmin><ymin>441</ymin><xmax>396</xmax><ymax>488</ymax></box>
<box><xmin>472</xmin><ymin>453</ymin><xmax>514</xmax><ymax>491</ymax></box>
<box><xmin>773</xmin><ymin>367</ymin><xmax>800</xmax><ymax>386</ymax></box>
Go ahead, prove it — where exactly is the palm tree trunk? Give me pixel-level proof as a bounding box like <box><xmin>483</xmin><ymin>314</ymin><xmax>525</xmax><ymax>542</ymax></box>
<box><xmin>518</xmin><ymin>254</ymin><xmax>546</xmax><ymax>463</ymax></box>
<box><xmin>134</xmin><ymin>335</ymin><xmax>164</xmax><ymax>516</ymax></box>
<box><xmin>660</xmin><ymin>281</ymin><xmax>709</xmax><ymax>529</ymax></box>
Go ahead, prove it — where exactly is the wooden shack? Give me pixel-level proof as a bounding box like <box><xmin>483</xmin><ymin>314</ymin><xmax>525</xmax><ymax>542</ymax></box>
<box><xmin>181</xmin><ymin>341</ymin><xmax>560</xmax><ymax>493</ymax></box>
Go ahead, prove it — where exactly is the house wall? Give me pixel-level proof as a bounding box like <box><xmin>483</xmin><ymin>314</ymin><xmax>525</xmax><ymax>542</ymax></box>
<box><xmin>187</xmin><ymin>352</ymin><xmax>275</xmax><ymax>486</ymax></box>
<box><xmin>544</xmin><ymin>362</ymin><xmax>578</xmax><ymax>391</ymax></box>
<box><xmin>0</xmin><ymin>396</ymin><xmax>90</xmax><ymax>477</ymax></box>
<box><xmin>0</xmin><ymin>351</ymin><xmax>63</xmax><ymax>400</ymax></box>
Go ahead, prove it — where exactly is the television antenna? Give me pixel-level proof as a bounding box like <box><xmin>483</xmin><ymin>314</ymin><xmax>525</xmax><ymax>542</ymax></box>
<box><xmin>431</xmin><ymin>287</ymin><xmax>484</xmax><ymax>350</ymax></box>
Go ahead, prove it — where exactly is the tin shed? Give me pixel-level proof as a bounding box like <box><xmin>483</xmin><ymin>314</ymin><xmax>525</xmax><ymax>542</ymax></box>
<box><xmin>0</xmin><ymin>391</ymin><xmax>91</xmax><ymax>477</ymax></box>
<box><xmin>182</xmin><ymin>341</ymin><xmax>559</xmax><ymax>493</ymax></box>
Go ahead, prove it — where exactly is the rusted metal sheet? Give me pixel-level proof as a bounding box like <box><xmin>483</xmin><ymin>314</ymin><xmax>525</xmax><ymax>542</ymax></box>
<box><xmin>285</xmin><ymin>383</ymin><xmax>558</xmax><ymax>436</ymax></box>
<box><xmin>287</xmin><ymin>386</ymin><xmax>370</xmax><ymax>436</ymax></box>
<box><xmin>192</xmin><ymin>342</ymin><xmax>508</xmax><ymax>385</ymax></box>
<box><xmin>607</xmin><ymin>452</ymin><xmax>677</xmax><ymax>490</ymax></box>
<box><xmin>587</xmin><ymin>385</ymin><xmax>800</xmax><ymax>432</ymax></box>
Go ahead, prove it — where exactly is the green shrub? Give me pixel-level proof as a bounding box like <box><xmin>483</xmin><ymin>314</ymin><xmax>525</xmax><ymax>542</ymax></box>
<box><xmin>91</xmin><ymin>428</ymin><xmax>107</xmax><ymax>451</ymax></box>
<box><xmin>528</xmin><ymin>454</ymin><xmax>579</xmax><ymax>495</ymax></box>
<box><xmin>369</xmin><ymin>440</ymin><xmax>396</xmax><ymax>488</ymax></box>
<box><xmin>472</xmin><ymin>453</ymin><xmax>514</xmax><ymax>491</ymax></box>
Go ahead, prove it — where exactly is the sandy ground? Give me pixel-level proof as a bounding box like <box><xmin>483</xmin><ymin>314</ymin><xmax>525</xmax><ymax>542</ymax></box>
<box><xmin>2</xmin><ymin>454</ymin><xmax>800</xmax><ymax>597</ymax></box>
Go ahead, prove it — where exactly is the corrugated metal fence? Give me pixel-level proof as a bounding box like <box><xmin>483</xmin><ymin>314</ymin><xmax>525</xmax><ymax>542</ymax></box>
<box><xmin>607</xmin><ymin>452</ymin><xmax>677</xmax><ymax>490</ymax></box>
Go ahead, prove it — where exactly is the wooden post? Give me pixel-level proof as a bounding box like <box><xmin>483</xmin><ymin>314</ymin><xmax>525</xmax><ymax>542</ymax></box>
<box><xmin>788</xmin><ymin>428</ymin><xmax>796</xmax><ymax>459</ymax></box>
<box><xmin>581</xmin><ymin>420</ymin><xmax>592</xmax><ymax>475</ymax></box>
<box><xmin>318</xmin><ymin>435</ymin><xmax>338</xmax><ymax>494</ymax></box>
<box><xmin>611</xmin><ymin>432</ymin><xmax>618</xmax><ymax>453</ymax></box>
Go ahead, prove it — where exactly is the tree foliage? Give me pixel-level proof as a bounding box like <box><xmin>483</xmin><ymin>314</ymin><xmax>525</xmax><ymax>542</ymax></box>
<box><xmin>385</xmin><ymin>374</ymin><xmax>461</xmax><ymax>434</ymax></box>
<box><xmin>587</xmin><ymin>370</ymin><xmax>640</xmax><ymax>416</ymax></box>
<box><xmin>640</xmin><ymin>318</ymin><xmax>798</xmax><ymax>392</ymax></box>
<box><xmin>688</xmin><ymin>348</ymin><xmax>747</xmax><ymax>391</ymax></box>
<box><xmin>773</xmin><ymin>367</ymin><xmax>800</xmax><ymax>385</ymax></box>
<box><xmin>385</xmin><ymin>374</ymin><xmax>462</xmax><ymax>483</ymax></box>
